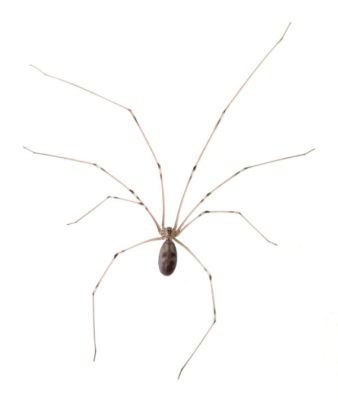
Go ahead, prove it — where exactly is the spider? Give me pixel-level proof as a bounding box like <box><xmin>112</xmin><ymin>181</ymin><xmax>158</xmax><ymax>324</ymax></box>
<box><xmin>24</xmin><ymin>23</ymin><xmax>314</xmax><ymax>379</ymax></box>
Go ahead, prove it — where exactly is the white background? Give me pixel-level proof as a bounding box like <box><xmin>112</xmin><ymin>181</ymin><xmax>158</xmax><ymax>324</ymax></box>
<box><xmin>1</xmin><ymin>0</ymin><xmax>337</xmax><ymax>399</ymax></box>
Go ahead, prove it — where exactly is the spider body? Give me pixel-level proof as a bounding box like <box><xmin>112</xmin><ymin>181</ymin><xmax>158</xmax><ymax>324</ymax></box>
<box><xmin>25</xmin><ymin>23</ymin><xmax>315</xmax><ymax>379</ymax></box>
<box><xmin>158</xmin><ymin>227</ymin><xmax>179</xmax><ymax>275</ymax></box>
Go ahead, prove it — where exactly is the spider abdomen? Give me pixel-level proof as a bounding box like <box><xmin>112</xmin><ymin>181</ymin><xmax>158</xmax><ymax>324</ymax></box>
<box><xmin>158</xmin><ymin>239</ymin><xmax>177</xmax><ymax>276</ymax></box>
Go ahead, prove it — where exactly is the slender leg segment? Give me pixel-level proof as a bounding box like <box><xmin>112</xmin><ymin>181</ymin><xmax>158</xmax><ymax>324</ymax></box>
<box><xmin>67</xmin><ymin>195</ymin><xmax>144</xmax><ymax>225</ymax></box>
<box><xmin>92</xmin><ymin>236</ymin><xmax>162</xmax><ymax>361</ymax></box>
<box><xmin>181</xmin><ymin>210</ymin><xmax>277</xmax><ymax>245</ymax></box>
<box><xmin>173</xmin><ymin>23</ymin><xmax>292</xmax><ymax>230</ymax></box>
<box><xmin>29</xmin><ymin>64</ymin><xmax>166</xmax><ymax>228</ymax></box>
<box><xmin>174</xmin><ymin>239</ymin><xmax>216</xmax><ymax>380</ymax></box>
<box><xmin>23</xmin><ymin>146</ymin><xmax>161</xmax><ymax>232</ymax></box>
<box><xmin>178</xmin><ymin>148</ymin><xmax>315</xmax><ymax>231</ymax></box>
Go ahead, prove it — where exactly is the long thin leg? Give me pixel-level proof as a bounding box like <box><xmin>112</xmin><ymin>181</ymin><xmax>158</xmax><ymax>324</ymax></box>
<box><xmin>92</xmin><ymin>236</ymin><xmax>162</xmax><ymax>361</ymax></box>
<box><xmin>174</xmin><ymin>238</ymin><xmax>216</xmax><ymax>380</ymax></box>
<box><xmin>30</xmin><ymin>64</ymin><xmax>166</xmax><ymax>228</ymax></box>
<box><xmin>23</xmin><ymin>146</ymin><xmax>161</xmax><ymax>232</ymax></box>
<box><xmin>178</xmin><ymin>148</ymin><xmax>315</xmax><ymax>231</ymax></box>
<box><xmin>180</xmin><ymin>210</ymin><xmax>277</xmax><ymax>245</ymax></box>
<box><xmin>173</xmin><ymin>23</ymin><xmax>292</xmax><ymax>230</ymax></box>
<box><xmin>67</xmin><ymin>195</ymin><xmax>142</xmax><ymax>225</ymax></box>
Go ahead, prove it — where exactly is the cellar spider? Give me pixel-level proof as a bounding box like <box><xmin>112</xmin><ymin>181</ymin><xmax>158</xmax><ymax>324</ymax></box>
<box><xmin>24</xmin><ymin>23</ymin><xmax>315</xmax><ymax>379</ymax></box>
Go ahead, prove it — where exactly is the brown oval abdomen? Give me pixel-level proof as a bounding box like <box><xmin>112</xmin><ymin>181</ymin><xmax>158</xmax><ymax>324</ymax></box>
<box><xmin>158</xmin><ymin>239</ymin><xmax>177</xmax><ymax>276</ymax></box>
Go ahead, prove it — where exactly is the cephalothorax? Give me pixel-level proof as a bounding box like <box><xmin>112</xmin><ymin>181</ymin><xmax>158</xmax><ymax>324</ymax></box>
<box><xmin>24</xmin><ymin>23</ymin><xmax>314</xmax><ymax>379</ymax></box>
